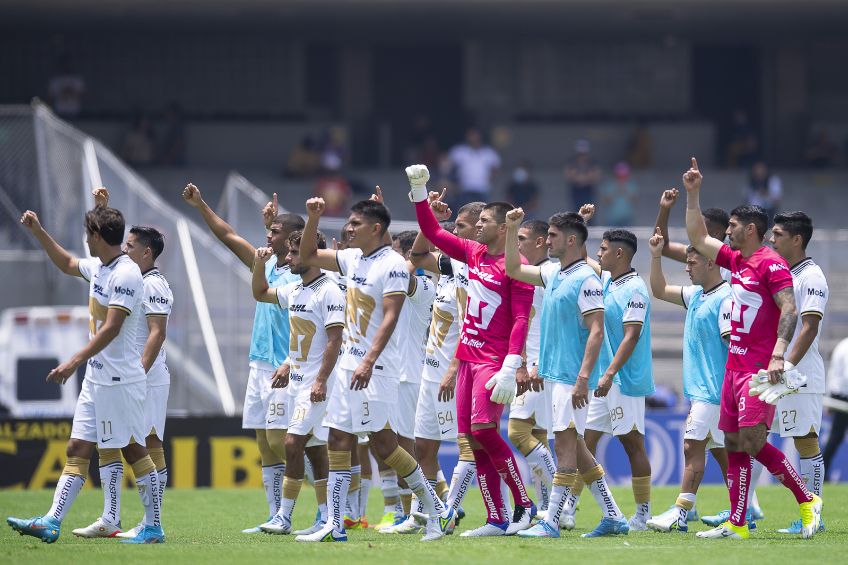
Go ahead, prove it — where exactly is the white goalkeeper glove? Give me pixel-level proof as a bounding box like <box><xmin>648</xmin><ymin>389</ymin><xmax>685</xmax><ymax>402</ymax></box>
<box><xmin>485</xmin><ymin>354</ymin><xmax>522</xmax><ymax>405</ymax></box>
<box><xmin>748</xmin><ymin>362</ymin><xmax>806</xmax><ymax>405</ymax></box>
<box><xmin>405</xmin><ymin>164</ymin><xmax>430</xmax><ymax>203</ymax></box>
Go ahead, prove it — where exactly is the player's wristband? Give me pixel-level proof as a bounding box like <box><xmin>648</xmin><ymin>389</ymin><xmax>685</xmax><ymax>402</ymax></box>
<box><xmin>408</xmin><ymin>184</ymin><xmax>428</xmax><ymax>203</ymax></box>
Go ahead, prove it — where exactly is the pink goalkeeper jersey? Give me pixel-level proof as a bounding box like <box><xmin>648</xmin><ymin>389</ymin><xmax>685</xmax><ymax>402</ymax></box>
<box><xmin>415</xmin><ymin>200</ymin><xmax>534</xmax><ymax>365</ymax></box>
<box><xmin>715</xmin><ymin>244</ymin><xmax>793</xmax><ymax>372</ymax></box>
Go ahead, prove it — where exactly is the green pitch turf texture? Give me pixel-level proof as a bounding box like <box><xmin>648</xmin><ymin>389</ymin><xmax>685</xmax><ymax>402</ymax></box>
<box><xmin>2</xmin><ymin>485</ymin><xmax>845</xmax><ymax>564</ymax></box>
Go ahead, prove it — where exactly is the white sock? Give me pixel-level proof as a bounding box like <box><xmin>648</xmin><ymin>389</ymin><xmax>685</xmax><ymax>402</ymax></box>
<box><xmin>526</xmin><ymin>442</ymin><xmax>556</xmax><ymax>483</ymax></box>
<box><xmin>380</xmin><ymin>471</ymin><xmax>399</xmax><ymax>514</ymax></box>
<box><xmin>48</xmin><ymin>474</ymin><xmax>86</xmax><ymax>522</ymax></box>
<box><xmin>402</xmin><ymin>466</ymin><xmax>445</xmax><ymax>516</ymax></box>
<box><xmin>262</xmin><ymin>464</ymin><xmax>285</xmax><ymax>517</ymax></box>
<box><xmin>677</xmin><ymin>493</ymin><xmax>696</xmax><ymax>523</ymax></box>
<box><xmin>500</xmin><ymin>477</ymin><xmax>512</xmax><ymax>521</ymax></box>
<box><xmin>99</xmin><ymin>462</ymin><xmax>122</xmax><ymax>527</ymax></box>
<box><xmin>359</xmin><ymin>478</ymin><xmax>372</xmax><ymax>520</ymax></box>
<box><xmin>277</xmin><ymin>497</ymin><xmax>296</xmax><ymax>524</ymax></box>
<box><xmin>348</xmin><ymin>465</ymin><xmax>362</xmax><ymax>518</ymax></box>
<box><xmin>328</xmin><ymin>469</ymin><xmax>351</xmax><ymax>530</ymax></box>
<box><xmin>157</xmin><ymin>467</ymin><xmax>168</xmax><ymax>508</ymax></box>
<box><xmin>749</xmin><ymin>461</ymin><xmax>764</xmax><ymax>509</ymax></box>
<box><xmin>546</xmin><ymin>483</ymin><xmax>570</xmax><ymax>528</ymax></box>
<box><xmin>447</xmin><ymin>461</ymin><xmax>476</xmax><ymax>511</ymax></box>
<box><xmin>136</xmin><ymin>470</ymin><xmax>161</xmax><ymax>528</ymax></box>
<box><xmin>636</xmin><ymin>501</ymin><xmax>651</xmax><ymax>520</ymax></box>
<box><xmin>318</xmin><ymin>503</ymin><xmax>328</xmax><ymax>523</ymax></box>
<box><xmin>563</xmin><ymin>490</ymin><xmax>579</xmax><ymax>516</ymax></box>
<box><xmin>800</xmin><ymin>453</ymin><xmax>824</xmax><ymax>497</ymax></box>
<box><xmin>589</xmin><ymin>476</ymin><xmax>623</xmax><ymax>519</ymax></box>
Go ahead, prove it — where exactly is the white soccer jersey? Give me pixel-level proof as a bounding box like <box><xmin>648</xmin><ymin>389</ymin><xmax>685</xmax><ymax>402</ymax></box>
<box><xmin>78</xmin><ymin>255</ymin><xmax>145</xmax><ymax>386</ymax></box>
<box><xmin>395</xmin><ymin>274</ymin><xmax>436</xmax><ymax>384</ymax></box>
<box><xmin>336</xmin><ymin>246</ymin><xmax>409</xmax><ymax>376</ymax></box>
<box><xmin>276</xmin><ymin>273</ymin><xmax>346</xmax><ymax>394</ymax></box>
<box><xmin>449</xmin><ymin>256</ymin><xmax>469</xmax><ymax>324</ymax></box>
<box><xmin>788</xmin><ymin>258</ymin><xmax>828</xmax><ymax>393</ymax></box>
<box><xmin>423</xmin><ymin>274</ymin><xmax>461</xmax><ymax>384</ymax></box>
<box><xmin>137</xmin><ymin>268</ymin><xmax>173</xmax><ymax>386</ymax></box>
<box><xmin>525</xmin><ymin>259</ymin><xmax>550</xmax><ymax>365</ymax></box>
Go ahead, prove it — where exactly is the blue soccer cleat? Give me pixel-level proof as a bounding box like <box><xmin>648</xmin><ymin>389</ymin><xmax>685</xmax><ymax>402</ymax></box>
<box><xmin>516</xmin><ymin>521</ymin><xmax>560</xmax><ymax>538</ymax></box>
<box><xmin>778</xmin><ymin>517</ymin><xmax>825</xmax><ymax>535</ymax></box>
<box><xmin>701</xmin><ymin>508</ymin><xmax>759</xmax><ymax>528</ymax></box>
<box><xmin>7</xmin><ymin>515</ymin><xmax>61</xmax><ymax>543</ymax></box>
<box><xmin>686</xmin><ymin>507</ymin><xmax>700</xmax><ymax>522</ymax></box>
<box><xmin>120</xmin><ymin>525</ymin><xmax>165</xmax><ymax>544</ymax></box>
<box><xmin>581</xmin><ymin>516</ymin><xmax>630</xmax><ymax>538</ymax></box>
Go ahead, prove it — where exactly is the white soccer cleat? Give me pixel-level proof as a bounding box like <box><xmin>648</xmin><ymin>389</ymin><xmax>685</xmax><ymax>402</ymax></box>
<box><xmin>560</xmin><ymin>513</ymin><xmax>576</xmax><ymax>530</ymax></box>
<box><xmin>421</xmin><ymin>516</ymin><xmax>445</xmax><ymax>542</ymax></box>
<box><xmin>295</xmin><ymin>523</ymin><xmax>347</xmax><ymax>542</ymax></box>
<box><xmin>628</xmin><ymin>514</ymin><xmax>649</xmax><ymax>532</ymax></box>
<box><xmin>386</xmin><ymin>515</ymin><xmax>424</xmax><ymax>534</ymax></box>
<box><xmin>505</xmin><ymin>504</ymin><xmax>536</xmax><ymax>535</ymax></box>
<box><xmin>646</xmin><ymin>507</ymin><xmax>688</xmax><ymax>533</ymax></box>
<box><xmin>115</xmin><ymin>522</ymin><xmax>143</xmax><ymax>539</ymax></box>
<box><xmin>259</xmin><ymin>515</ymin><xmax>292</xmax><ymax>535</ymax></box>
<box><xmin>72</xmin><ymin>517</ymin><xmax>122</xmax><ymax>538</ymax></box>
<box><xmin>459</xmin><ymin>521</ymin><xmax>508</xmax><ymax>537</ymax></box>
<box><xmin>695</xmin><ymin>521</ymin><xmax>749</xmax><ymax>540</ymax></box>
<box><xmin>800</xmin><ymin>494</ymin><xmax>823</xmax><ymax>539</ymax></box>
<box><xmin>292</xmin><ymin>519</ymin><xmax>326</xmax><ymax>536</ymax></box>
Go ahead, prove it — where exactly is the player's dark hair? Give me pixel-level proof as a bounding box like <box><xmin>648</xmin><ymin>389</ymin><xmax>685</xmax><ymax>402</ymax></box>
<box><xmin>730</xmin><ymin>205</ymin><xmax>769</xmax><ymax>240</ymax></box>
<box><xmin>84</xmin><ymin>206</ymin><xmax>125</xmax><ymax>246</ymax></box>
<box><xmin>339</xmin><ymin>222</ymin><xmax>351</xmax><ymax>244</ymax></box>
<box><xmin>521</xmin><ymin>219</ymin><xmax>549</xmax><ymax>240</ymax></box>
<box><xmin>392</xmin><ymin>230</ymin><xmax>418</xmax><ymax>255</ymax></box>
<box><xmin>483</xmin><ymin>201</ymin><xmax>515</xmax><ymax>224</ymax></box>
<box><xmin>351</xmin><ymin>200</ymin><xmax>391</xmax><ymax>234</ymax></box>
<box><xmin>773</xmin><ymin>211</ymin><xmax>813</xmax><ymax>249</ymax></box>
<box><xmin>288</xmin><ymin>229</ymin><xmax>326</xmax><ymax>250</ymax></box>
<box><xmin>457</xmin><ymin>201</ymin><xmax>485</xmax><ymax>220</ymax></box>
<box><xmin>603</xmin><ymin>228</ymin><xmax>638</xmax><ymax>257</ymax></box>
<box><xmin>549</xmin><ymin>212</ymin><xmax>588</xmax><ymax>244</ymax></box>
<box><xmin>129</xmin><ymin>225</ymin><xmax>165</xmax><ymax>259</ymax></box>
<box><xmin>686</xmin><ymin>245</ymin><xmax>704</xmax><ymax>257</ymax></box>
<box><xmin>702</xmin><ymin>207</ymin><xmax>730</xmax><ymax>235</ymax></box>
<box><xmin>440</xmin><ymin>221</ymin><xmax>455</xmax><ymax>233</ymax></box>
<box><xmin>272</xmin><ymin>213</ymin><xmax>306</xmax><ymax>234</ymax></box>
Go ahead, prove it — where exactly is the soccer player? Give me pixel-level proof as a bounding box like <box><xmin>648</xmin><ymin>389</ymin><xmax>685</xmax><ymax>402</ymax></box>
<box><xmin>505</xmin><ymin>209</ymin><xmax>631</xmax><ymax>539</ymax></box>
<box><xmin>683</xmin><ymin>157</ymin><xmax>822</xmax><ymax>539</ymax></box>
<box><xmin>250</xmin><ymin>230</ymin><xmax>345</xmax><ymax>534</ymax></box>
<box><xmin>507</xmin><ymin>219</ymin><xmax>556</xmax><ymax>516</ymax></box>
<box><xmin>764</xmin><ymin>211</ymin><xmax>828</xmax><ymax>534</ymax></box>
<box><xmin>645</xmin><ymin>227</ymin><xmax>731</xmax><ymax>533</ymax></box>
<box><xmin>406</xmin><ymin>164</ymin><xmax>537</xmax><ymax>537</ymax></box>
<box><xmin>182</xmin><ymin>185</ymin><xmax>303</xmax><ymax>532</ymax></box>
<box><xmin>9</xmin><ymin>206</ymin><xmax>163</xmax><ymax>544</ymax></box>
<box><xmin>408</xmin><ymin>197</ymin><xmax>485</xmax><ymax>525</ymax></box>
<box><xmin>296</xmin><ymin>197</ymin><xmax>454</xmax><ymax>543</ymax></box>
<box><xmin>583</xmin><ymin>228</ymin><xmax>654</xmax><ymax>531</ymax></box>
<box><xmin>379</xmin><ymin>230</ymin><xmax>438</xmax><ymax>534</ymax></box>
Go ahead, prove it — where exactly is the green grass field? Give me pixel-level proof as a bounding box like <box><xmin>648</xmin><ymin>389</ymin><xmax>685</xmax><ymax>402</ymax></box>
<box><xmin>1</xmin><ymin>484</ymin><xmax>845</xmax><ymax>564</ymax></box>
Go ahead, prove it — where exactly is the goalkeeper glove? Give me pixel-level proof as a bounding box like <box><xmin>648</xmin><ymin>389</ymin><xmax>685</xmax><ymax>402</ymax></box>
<box><xmin>405</xmin><ymin>164</ymin><xmax>430</xmax><ymax>203</ymax></box>
<box><xmin>748</xmin><ymin>362</ymin><xmax>806</xmax><ymax>405</ymax></box>
<box><xmin>484</xmin><ymin>354</ymin><xmax>522</xmax><ymax>405</ymax></box>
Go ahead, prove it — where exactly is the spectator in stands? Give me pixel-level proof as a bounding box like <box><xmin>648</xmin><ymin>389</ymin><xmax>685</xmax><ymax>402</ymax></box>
<box><xmin>286</xmin><ymin>135</ymin><xmax>322</xmax><ymax>178</ymax></box>
<box><xmin>725</xmin><ymin>108</ymin><xmax>759</xmax><ymax>168</ymax></box>
<box><xmin>313</xmin><ymin>152</ymin><xmax>351</xmax><ymax>217</ymax></box>
<box><xmin>448</xmin><ymin>126</ymin><xmax>501</xmax><ymax>207</ymax></box>
<box><xmin>600</xmin><ymin>162</ymin><xmax>638</xmax><ymax>227</ymax></box>
<box><xmin>744</xmin><ymin>160</ymin><xmax>782</xmax><ymax>221</ymax></box>
<box><xmin>804</xmin><ymin>129</ymin><xmax>838</xmax><ymax>168</ymax></box>
<box><xmin>320</xmin><ymin>127</ymin><xmax>349</xmax><ymax>173</ymax></box>
<box><xmin>47</xmin><ymin>54</ymin><xmax>85</xmax><ymax>118</ymax></box>
<box><xmin>506</xmin><ymin>161</ymin><xmax>540</xmax><ymax>218</ymax></box>
<box><xmin>121</xmin><ymin>113</ymin><xmax>156</xmax><ymax>167</ymax></box>
<box><xmin>626</xmin><ymin>122</ymin><xmax>654</xmax><ymax>169</ymax></box>
<box><xmin>823</xmin><ymin>335</ymin><xmax>848</xmax><ymax>481</ymax></box>
<box><xmin>158</xmin><ymin>102</ymin><xmax>186</xmax><ymax>166</ymax></box>
<box><xmin>564</xmin><ymin>139</ymin><xmax>601</xmax><ymax>212</ymax></box>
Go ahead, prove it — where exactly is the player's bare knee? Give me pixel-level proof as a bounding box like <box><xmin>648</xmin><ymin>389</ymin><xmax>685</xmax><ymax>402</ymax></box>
<box><xmin>121</xmin><ymin>441</ymin><xmax>147</xmax><ymax>464</ymax></box>
<box><xmin>145</xmin><ymin>434</ymin><xmax>163</xmax><ymax>449</ymax></box>
<box><xmin>66</xmin><ymin>439</ymin><xmax>95</xmax><ymax>459</ymax></box>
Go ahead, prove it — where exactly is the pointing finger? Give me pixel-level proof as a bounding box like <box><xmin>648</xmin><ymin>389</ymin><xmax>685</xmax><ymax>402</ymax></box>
<box><xmin>691</xmin><ymin>157</ymin><xmax>699</xmax><ymax>171</ymax></box>
<box><xmin>272</xmin><ymin>192</ymin><xmax>278</xmax><ymax>210</ymax></box>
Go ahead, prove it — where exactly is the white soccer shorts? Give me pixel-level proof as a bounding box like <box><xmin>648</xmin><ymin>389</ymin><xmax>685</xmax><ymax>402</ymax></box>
<box><xmin>393</xmin><ymin>381</ymin><xmax>420</xmax><ymax>440</ymax></box>
<box><xmin>144</xmin><ymin>382</ymin><xmax>170</xmax><ymax>441</ymax></box>
<box><xmin>242</xmin><ymin>361</ymin><xmax>280</xmax><ymax>430</ymax></box>
<box><xmin>510</xmin><ymin>385</ymin><xmax>552</xmax><ymax>434</ymax></box>
<box><xmin>585</xmin><ymin>383</ymin><xmax>646</xmax><ymax>436</ymax></box>
<box><xmin>414</xmin><ymin>379</ymin><xmax>458</xmax><ymax>442</ymax></box>
<box><xmin>287</xmin><ymin>389</ymin><xmax>328</xmax><ymax>440</ymax></box>
<box><xmin>772</xmin><ymin>393</ymin><xmax>823</xmax><ymax>437</ymax></box>
<box><xmin>322</xmin><ymin>368</ymin><xmax>399</xmax><ymax>436</ymax></box>
<box><xmin>550</xmin><ymin>382</ymin><xmax>592</xmax><ymax>435</ymax></box>
<box><xmin>684</xmin><ymin>400</ymin><xmax>724</xmax><ymax>449</ymax></box>
<box><xmin>71</xmin><ymin>378</ymin><xmax>147</xmax><ymax>448</ymax></box>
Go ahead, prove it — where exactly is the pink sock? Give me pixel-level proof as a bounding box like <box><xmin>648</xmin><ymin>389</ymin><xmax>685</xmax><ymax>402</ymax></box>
<box><xmin>472</xmin><ymin>448</ymin><xmax>506</xmax><ymax>523</ymax></box>
<box><xmin>471</xmin><ymin>427</ymin><xmax>532</xmax><ymax>509</ymax></box>
<box><xmin>755</xmin><ymin>442</ymin><xmax>813</xmax><ymax>504</ymax></box>
<box><xmin>726</xmin><ymin>451</ymin><xmax>752</xmax><ymax>527</ymax></box>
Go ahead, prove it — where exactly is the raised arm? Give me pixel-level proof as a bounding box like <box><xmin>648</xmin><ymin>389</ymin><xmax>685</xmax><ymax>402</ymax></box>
<box><xmin>648</xmin><ymin>227</ymin><xmax>684</xmax><ymax>306</ymax></box>
<box><xmin>406</xmin><ymin>165</ymin><xmax>467</xmax><ymax>261</ymax></box>
<box><xmin>300</xmin><ymin>198</ymin><xmax>341</xmax><ymax>272</ymax></box>
<box><xmin>182</xmin><ymin>182</ymin><xmax>255</xmax><ymax>268</ymax></box>
<box><xmin>504</xmin><ymin>208</ymin><xmax>543</xmax><ymax>286</ymax></box>
<box><xmin>251</xmin><ymin>246</ymin><xmax>279</xmax><ymax>302</ymax></box>
<box><xmin>682</xmin><ymin>158</ymin><xmax>722</xmax><ymax>261</ymax></box>
<box><xmin>20</xmin><ymin>210</ymin><xmax>82</xmax><ymax>277</ymax></box>
<box><xmin>410</xmin><ymin>190</ymin><xmax>453</xmax><ymax>273</ymax></box>
<box><xmin>654</xmin><ymin>188</ymin><xmax>688</xmax><ymax>263</ymax></box>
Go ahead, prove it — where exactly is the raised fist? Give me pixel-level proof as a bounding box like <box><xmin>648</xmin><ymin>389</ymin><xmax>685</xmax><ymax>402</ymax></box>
<box><xmin>92</xmin><ymin>187</ymin><xmax>110</xmax><ymax>208</ymax></box>
<box><xmin>505</xmin><ymin>207</ymin><xmax>525</xmax><ymax>229</ymax></box>
<box><xmin>20</xmin><ymin>210</ymin><xmax>42</xmax><ymax>231</ymax></box>
<box><xmin>182</xmin><ymin>183</ymin><xmax>202</xmax><ymax>207</ymax></box>
<box><xmin>648</xmin><ymin>227</ymin><xmax>664</xmax><ymax>257</ymax></box>
<box><xmin>405</xmin><ymin>164</ymin><xmax>430</xmax><ymax>189</ymax></box>
<box><xmin>305</xmin><ymin>197</ymin><xmax>326</xmax><ymax>219</ymax></box>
